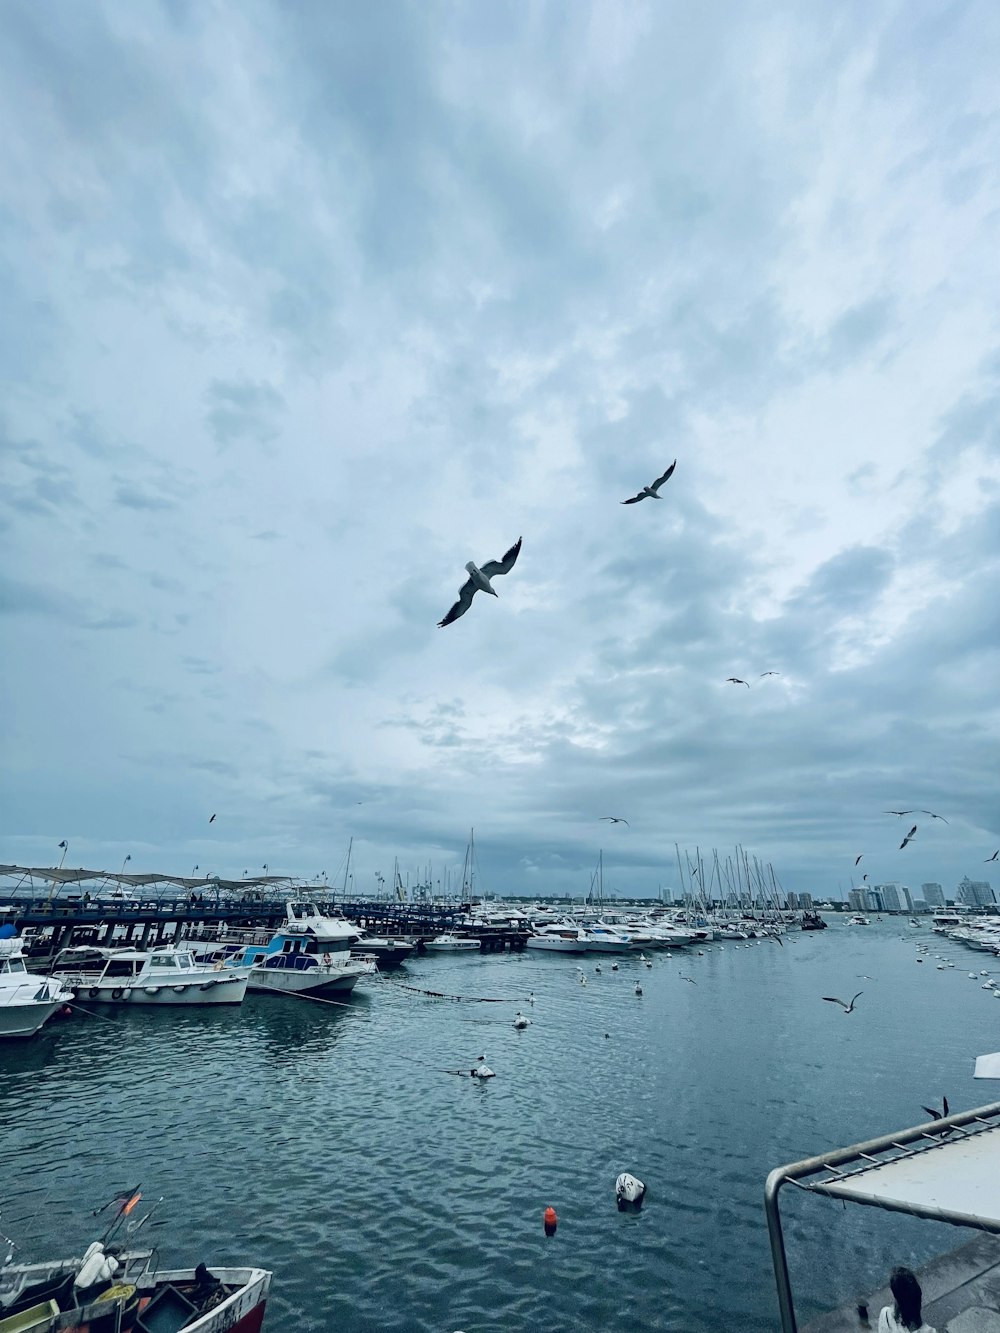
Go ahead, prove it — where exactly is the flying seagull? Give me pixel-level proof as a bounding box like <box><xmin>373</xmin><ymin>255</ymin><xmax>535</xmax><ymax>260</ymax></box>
<box><xmin>726</xmin><ymin>677</ymin><xmax>750</xmax><ymax>688</ymax></box>
<box><xmin>987</xmin><ymin>851</ymin><xmax>999</xmax><ymax>863</ymax></box>
<box><xmin>621</xmin><ymin>460</ymin><xmax>676</xmax><ymax>504</ymax></box>
<box><xmin>919</xmin><ymin>810</ymin><xmax>949</xmax><ymax>823</ymax></box>
<box><xmin>438</xmin><ymin>537</ymin><xmax>523</xmax><ymax>628</ymax></box>
<box><xmin>854</xmin><ymin>855</ymin><xmax>863</xmax><ymax>866</ymax></box>
<box><xmin>899</xmin><ymin>824</ymin><xmax>918</xmax><ymax>850</ymax></box>
<box><xmin>823</xmin><ymin>992</ymin><xmax>863</xmax><ymax>1013</ymax></box>
<box><xmin>760</xmin><ymin>671</ymin><xmax>780</xmax><ymax>677</ymax></box>
<box><xmin>600</xmin><ymin>816</ymin><xmax>629</xmax><ymax>826</ymax></box>
<box><xmin>209</xmin><ymin>814</ymin><xmax>216</xmax><ymax>824</ymax></box>
<box><xmin>679</xmin><ymin>974</ymin><xmax>697</xmax><ymax>984</ymax></box>
<box><xmin>884</xmin><ymin>810</ymin><xmax>916</xmax><ymax>817</ymax></box>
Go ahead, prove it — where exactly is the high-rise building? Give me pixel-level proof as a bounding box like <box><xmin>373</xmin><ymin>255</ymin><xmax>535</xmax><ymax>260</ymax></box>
<box><xmin>957</xmin><ymin>877</ymin><xmax>996</xmax><ymax>908</ymax></box>
<box><xmin>799</xmin><ymin>892</ymin><xmax>813</xmax><ymax>909</ymax></box>
<box><xmin>921</xmin><ymin>883</ymin><xmax>944</xmax><ymax>907</ymax></box>
<box><xmin>877</xmin><ymin>883</ymin><xmax>903</xmax><ymax>912</ymax></box>
<box><xmin>901</xmin><ymin>885</ymin><xmax>914</xmax><ymax>912</ymax></box>
<box><xmin>848</xmin><ymin>888</ymin><xmax>867</xmax><ymax>912</ymax></box>
<box><xmin>786</xmin><ymin>892</ymin><xmax>799</xmax><ymax>909</ymax></box>
<box><xmin>864</xmin><ymin>887</ymin><xmax>885</xmax><ymax>913</ymax></box>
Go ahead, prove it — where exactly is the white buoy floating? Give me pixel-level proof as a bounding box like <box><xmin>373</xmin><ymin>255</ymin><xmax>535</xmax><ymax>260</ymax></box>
<box><xmin>615</xmin><ymin>1172</ymin><xmax>647</xmax><ymax>1211</ymax></box>
<box><xmin>611</xmin><ymin>962</ymin><xmax>619</xmax><ymax>971</ymax></box>
<box><xmin>634</xmin><ymin>981</ymin><xmax>643</xmax><ymax>996</ymax></box>
<box><xmin>472</xmin><ymin>1056</ymin><xmax>495</xmax><ymax>1079</ymax></box>
<box><xmin>513</xmin><ymin>1012</ymin><xmax>531</xmax><ymax>1030</ymax></box>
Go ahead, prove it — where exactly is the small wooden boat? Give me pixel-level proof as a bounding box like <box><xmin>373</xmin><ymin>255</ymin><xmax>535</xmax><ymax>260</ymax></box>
<box><xmin>0</xmin><ymin>1244</ymin><xmax>270</xmax><ymax>1333</ymax></box>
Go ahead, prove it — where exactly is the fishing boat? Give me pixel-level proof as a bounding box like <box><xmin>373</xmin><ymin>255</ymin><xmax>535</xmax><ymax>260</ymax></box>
<box><xmin>0</xmin><ymin>1193</ymin><xmax>270</xmax><ymax>1333</ymax></box>
<box><xmin>50</xmin><ymin>945</ymin><xmax>249</xmax><ymax>1005</ymax></box>
<box><xmin>0</xmin><ymin>934</ymin><xmax>72</xmax><ymax>1038</ymax></box>
<box><xmin>424</xmin><ymin>934</ymin><xmax>480</xmax><ymax>951</ymax></box>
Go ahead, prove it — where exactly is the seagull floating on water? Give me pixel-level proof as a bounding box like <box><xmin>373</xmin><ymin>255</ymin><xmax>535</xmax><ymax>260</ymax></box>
<box><xmin>621</xmin><ymin>461</ymin><xmax>676</xmax><ymax>504</ymax></box>
<box><xmin>634</xmin><ymin>981</ymin><xmax>643</xmax><ymax>996</ymax></box>
<box><xmin>437</xmin><ymin>537</ymin><xmax>522</xmax><ymax>628</ymax></box>
<box><xmin>823</xmin><ymin>991</ymin><xmax>863</xmax><ymax>1013</ymax></box>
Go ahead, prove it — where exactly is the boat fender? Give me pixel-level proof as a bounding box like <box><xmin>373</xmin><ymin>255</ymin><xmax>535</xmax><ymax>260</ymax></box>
<box><xmin>144</xmin><ymin>986</ymin><xmax>160</xmax><ymax>995</ymax></box>
<box><xmin>111</xmin><ymin>988</ymin><xmax>124</xmax><ymax>1000</ymax></box>
<box><xmin>75</xmin><ymin>1245</ymin><xmax>119</xmax><ymax>1289</ymax></box>
<box><xmin>173</xmin><ymin>985</ymin><xmax>186</xmax><ymax>993</ymax></box>
<box><xmin>122</xmin><ymin>989</ymin><xmax>132</xmax><ymax>1001</ymax></box>
<box><xmin>615</xmin><ymin>1172</ymin><xmax>646</xmax><ymax>1211</ymax></box>
<box><xmin>323</xmin><ymin>954</ymin><xmax>332</xmax><ymax>966</ymax></box>
<box><xmin>201</xmin><ymin>982</ymin><xmax>215</xmax><ymax>990</ymax></box>
<box><xmin>88</xmin><ymin>988</ymin><xmax>101</xmax><ymax>999</ymax></box>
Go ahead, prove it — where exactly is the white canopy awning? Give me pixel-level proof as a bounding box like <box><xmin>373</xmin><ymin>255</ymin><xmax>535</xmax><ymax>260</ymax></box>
<box><xmin>809</xmin><ymin>1124</ymin><xmax>1000</xmax><ymax>1228</ymax></box>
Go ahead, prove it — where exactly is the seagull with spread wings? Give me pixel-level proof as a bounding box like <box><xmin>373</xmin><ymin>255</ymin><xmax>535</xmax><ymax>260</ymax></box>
<box><xmin>899</xmin><ymin>824</ymin><xmax>918</xmax><ymax>850</ymax></box>
<box><xmin>438</xmin><ymin>537</ymin><xmax>523</xmax><ymax>628</ymax></box>
<box><xmin>726</xmin><ymin>677</ymin><xmax>750</xmax><ymax>688</ymax></box>
<box><xmin>600</xmin><ymin>816</ymin><xmax>629</xmax><ymax>826</ymax></box>
<box><xmin>621</xmin><ymin>461</ymin><xmax>676</xmax><ymax>504</ymax></box>
<box><xmin>823</xmin><ymin>992</ymin><xmax>863</xmax><ymax>1013</ymax></box>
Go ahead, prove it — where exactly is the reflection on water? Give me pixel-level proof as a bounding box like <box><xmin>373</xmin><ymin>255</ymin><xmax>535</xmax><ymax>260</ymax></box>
<box><xmin>3</xmin><ymin>923</ymin><xmax>997</xmax><ymax>1330</ymax></box>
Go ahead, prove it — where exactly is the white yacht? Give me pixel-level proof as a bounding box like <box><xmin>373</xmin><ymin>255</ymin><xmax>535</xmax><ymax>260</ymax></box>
<box><xmin>51</xmin><ymin>945</ymin><xmax>249</xmax><ymax>1005</ymax></box>
<box><xmin>580</xmin><ymin>923</ymin><xmax>635</xmax><ymax>954</ymax></box>
<box><xmin>846</xmin><ymin>914</ymin><xmax>870</xmax><ymax>926</ymax></box>
<box><xmin>525</xmin><ymin>923</ymin><xmax>589</xmax><ymax>953</ymax></box>
<box><xmin>425</xmin><ymin>934</ymin><xmax>481</xmax><ymax>951</ymax></box>
<box><xmin>0</xmin><ymin>935</ymin><xmax>72</xmax><ymax>1038</ymax></box>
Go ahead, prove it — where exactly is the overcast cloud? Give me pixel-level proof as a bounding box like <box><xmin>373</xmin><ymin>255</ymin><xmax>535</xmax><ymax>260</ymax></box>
<box><xmin>2</xmin><ymin>0</ymin><xmax>998</xmax><ymax>901</ymax></box>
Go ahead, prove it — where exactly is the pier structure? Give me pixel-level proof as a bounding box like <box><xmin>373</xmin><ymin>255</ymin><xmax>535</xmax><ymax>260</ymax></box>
<box><xmin>0</xmin><ymin>878</ymin><xmax>529</xmax><ymax>958</ymax></box>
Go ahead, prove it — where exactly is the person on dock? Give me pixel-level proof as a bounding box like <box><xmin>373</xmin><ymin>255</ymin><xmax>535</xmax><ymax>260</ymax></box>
<box><xmin>877</xmin><ymin>1267</ymin><xmax>936</xmax><ymax>1332</ymax></box>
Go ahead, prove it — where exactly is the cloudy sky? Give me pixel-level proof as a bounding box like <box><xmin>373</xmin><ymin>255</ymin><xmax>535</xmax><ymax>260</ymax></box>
<box><xmin>2</xmin><ymin>0</ymin><xmax>998</xmax><ymax>902</ymax></box>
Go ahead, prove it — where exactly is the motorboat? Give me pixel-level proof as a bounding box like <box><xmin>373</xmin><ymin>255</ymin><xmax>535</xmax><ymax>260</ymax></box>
<box><xmin>524</xmin><ymin>924</ymin><xmax>588</xmax><ymax>954</ymax></box>
<box><xmin>51</xmin><ymin>945</ymin><xmax>249</xmax><ymax>1005</ymax></box>
<box><xmin>350</xmin><ymin>932</ymin><xmax>416</xmax><ymax>965</ymax></box>
<box><xmin>580</xmin><ymin>923</ymin><xmax>635</xmax><ymax>953</ymax></box>
<box><xmin>0</xmin><ymin>1198</ymin><xmax>270</xmax><ymax>1333</ymax></box>
<box><xmin>424</xmin><ymin>934</ymin><xmax>481</xmax><ymax>951</ymax></box>
<box><xmin>0</xmin><ymin>934</ymin><xmax>73</xmax><ymax>1038</ymax></box>
<box><xmin>846</xmin><ymin>914</ymin><xmax>870</xmax><ymax>926</ymax></box>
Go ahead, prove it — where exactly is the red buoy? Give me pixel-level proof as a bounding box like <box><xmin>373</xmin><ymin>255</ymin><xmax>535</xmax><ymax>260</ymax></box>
<box><xmin>543</xmin><ymin>1206</ymin><xmax>558</xmax><ymax>1237</ymax></box>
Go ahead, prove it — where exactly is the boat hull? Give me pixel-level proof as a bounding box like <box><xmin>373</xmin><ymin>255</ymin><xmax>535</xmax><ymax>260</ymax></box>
<box><xmin>247</xmin><ymin>964</ymin><xmax>369</xmax><ymax>995</ymax></box>
<box><xmin>0</xmin><ymin>996</ymin><xmax>68</xmax><ymax>1038</ymax></box>
<box><xmin>69</xmin><ymin>976</ymin><xmax>248</xmax><ymax>1005</ymax></box>
<box><xmin>525</xmin><ymin>937</ymin><xmax>587</xmax><ymax>953</ymax></box>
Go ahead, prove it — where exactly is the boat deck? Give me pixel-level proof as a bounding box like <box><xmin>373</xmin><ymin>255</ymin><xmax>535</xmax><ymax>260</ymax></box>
<box><xmin>803</xmin><ymin>1233</ymin><xmax>1000</xmax><ymax>1332</ymax></box>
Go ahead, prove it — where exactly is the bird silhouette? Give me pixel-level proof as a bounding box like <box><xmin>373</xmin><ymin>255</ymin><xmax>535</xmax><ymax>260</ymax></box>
<box><xmin>855</xmin><ymin>855</ymin><xmax>863</xmax><ymax>866</ymax></box>
<box><xmin>919</xmin><ymin>810</ymin><xmax>949</xmax><ymax>823</ymax></box>
<box><xmin>726</xmin><ymin>677</ymin><xmax>750</xmax><ymax>688</ymax></box>
<box><xmin>920</xmin><ymin>1097</ymin><xmax>952</xmax><ymax>1135</ymax></box>
<box><xmin>759</xmin><ymin>671</ymin><xmax>780</xmax><ymax>677</ymax></box>
<box><xmin>884</xmin><ymin>810</ymin><xmax>915</xmax><ymax>817</ymax></box>
<box><xmin>621</xmin><ymin>461</ymin><xmax>676</xmax><ymax>504</ymax></box>
<box><xmin>899</xmin><ymin>825</ymin><xmax>918</xmax><ymax>850</ymax></box>
<box><xmin>209</xmin><ymin>814</ymin><xmax>216</xmax><ymax>824</ymax></box>
<box><xmin>823</xmin><ymin>992</ymin><xmax>863</xmax><ymax>1013</ymax></box>
<box><xmin>986</xmin><ymin>851</ymin><xmax>998</xmax><ymax>863</ymax></box>
<box><xmin>679</xmin><ymin>974</ymin><xmax>697</xmax><ymax>984</ymax></box>
<box><xmin>600</xmin><ymin>816</ymin><xmax>629</xmax><ymax>826</ymax></box>
<box><xmin>438</xmin><ymin>537</ymin><xmax>523</xmax><ymax>627</ymax></box>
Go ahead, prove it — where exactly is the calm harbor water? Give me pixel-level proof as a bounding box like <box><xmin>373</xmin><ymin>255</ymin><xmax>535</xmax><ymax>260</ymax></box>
<box><xmin>3</xmin><ymin>918</ymin><xmax>999</xmax><ymax>1331</ymax></box>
